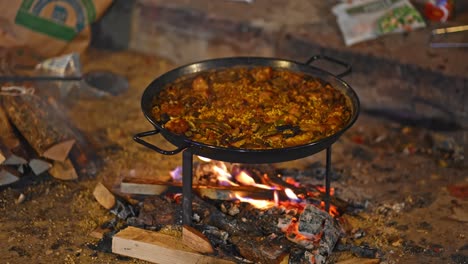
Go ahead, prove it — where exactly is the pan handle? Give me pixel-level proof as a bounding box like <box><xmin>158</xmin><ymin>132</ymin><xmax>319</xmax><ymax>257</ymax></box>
<box><xmin>133</xmin><ymin>129</ymin><xmax>188</xmax><ymax>155</ymax></box>
<box><xmin>305</xmin><ymin>55</ymin><xmax>352</xmax><ymax>78</ymax></box>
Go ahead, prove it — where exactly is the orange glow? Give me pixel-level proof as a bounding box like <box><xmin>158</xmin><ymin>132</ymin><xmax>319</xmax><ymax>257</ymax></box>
<box><xmin>280</xmin><ymin>217</ymin><xmax>322</xmax><ymax>246</ymax></box>
<box><xmin>315</xmin><ymin>186</ymin><xmax>335</xmax><ymax>196</ymax></box>
<box><xmin>284</xmin><ymin>177</ymin><xmax>301</xmax><ymax>187</ymax></box>
<box><xmin>320</xmin><ymin>201</ymin><xmax>340</xmax><ymax>218</ymax></box>
<box><xmin>274</xmin><ymin>190</ymin><xmax>279</xmax><ymax>206</ymax></box>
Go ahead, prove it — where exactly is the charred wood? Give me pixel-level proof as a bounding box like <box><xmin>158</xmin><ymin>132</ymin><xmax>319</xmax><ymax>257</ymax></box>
<box><xmin>137</xmin><ymin>196</ymin><xmax>183</xmax><ymax>227</ymax></box>
<box><xmin>230</xmin><ymin>235</ymin><xmax>291</xmax><ymax>264</ymax></box>
<box><xmin>192</xmin><ymin>195</ymin><xmax>261</xmax><ymax>237</ymax></box>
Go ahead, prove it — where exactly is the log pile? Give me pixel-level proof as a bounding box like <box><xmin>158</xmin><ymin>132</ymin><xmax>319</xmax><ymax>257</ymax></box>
<box><xmin>0</xmin><ymin>88</ymin><xmax>102</xmax><ymax>186</ymax></box>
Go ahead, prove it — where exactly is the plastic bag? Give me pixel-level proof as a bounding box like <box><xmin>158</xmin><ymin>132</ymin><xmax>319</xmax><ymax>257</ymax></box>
<box><xmin>332</xmin><ymin>0</ymin><xmax>426</xmax><ymax>46</ymax></box>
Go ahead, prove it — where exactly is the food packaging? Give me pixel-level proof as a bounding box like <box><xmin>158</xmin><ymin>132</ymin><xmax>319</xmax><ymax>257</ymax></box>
<box><xmin>332</xmin><ymin>0</ymin><xmax>426</xmax><ymax>46</ymax></box>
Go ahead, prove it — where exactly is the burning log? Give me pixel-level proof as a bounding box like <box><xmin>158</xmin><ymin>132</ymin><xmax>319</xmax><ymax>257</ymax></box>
<box><xmin>138</xmin><ymin>196</ymin><xmax>183</xmax><ymax>226</ymax></box>
<box><xmin>278</xmin><ymin>204</ymin><xmax>343</xmax><ymax>264</ymax></box>
<box><xmin>112</xmin><ymin>226</ymin><xmax>235</xmax><ymax>264</ymax></box>
<box><xmin>120</xmin><ymin>177</ymin><xmax>276</xmax><ymax>200</ymax></box>
<box><xmin>0</xmin><ymin>105</ymin><xmax>28</xmax><ymax>165</ymax></box>
<box><xmin>182</xmin><ymin>225</ymin><xmax>214</xmax><ymax>254</ymax></box>
<box><xmin>2</xmin><ymin>94</ymin><xmax>76</xmax><ymax>162</ymax></box>
<box><xmin>192</xmin><ymin>195</ymin><xmax>262</xmax><ymax>237</ymax></box>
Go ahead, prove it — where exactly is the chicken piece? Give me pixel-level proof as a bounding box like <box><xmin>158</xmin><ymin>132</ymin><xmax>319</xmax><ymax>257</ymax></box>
<box><xmin>164</xmin><ymin>118</ymin><xmax>190</xmax><ymax>134</ymax></box>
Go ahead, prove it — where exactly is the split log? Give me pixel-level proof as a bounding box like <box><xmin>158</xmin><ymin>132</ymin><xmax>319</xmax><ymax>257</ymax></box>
<box><xmin>0</xmin><ymin>105</ymin><xmax>27</xmax><ymax>165</ymax></box>
<box><xmin>2</xmin><ymin>94</ymin><xmax>75</xmax><ymax>162</ymax></box>
<box><xmin>0</xmin><ymin>165</ymin><xmax>20</xmax><ymax>186</ymax></box>
<box><xmin>182</xmin><ymin>225</ymin><xmax>214</xmax><ymax>254</ymax></box>
<box><xmin>39</xmin><ymin>93</ymin><xmax>103</xmax><ymax>178</ymax></box>
<box><xmin>48</xmin><ymin>159</ymin><xmax>78</xmax><ymax>180</ymax></box>
<box><xmin>112</xmin><ymin>226</ymin><xmax>235</xmax><ymax>264</ymax></box>
<box><xmin>93</xmin><ymin>182</ymin><xmax>116</xmax><ymax>210</ymax></box>
<box><xmin>28</xmin><ymin>158</ymin><xmax>52</xmax><ymax>176</ymax></box>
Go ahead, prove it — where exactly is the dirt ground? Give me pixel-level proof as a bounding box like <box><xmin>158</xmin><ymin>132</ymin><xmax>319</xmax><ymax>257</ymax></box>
<box><xmin>0</xmin><ymin>50</ymin><xmax>466</xmax><ymax>264</ymax></box>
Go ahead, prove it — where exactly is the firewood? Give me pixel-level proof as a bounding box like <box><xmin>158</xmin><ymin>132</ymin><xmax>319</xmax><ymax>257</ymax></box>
<box><xmin>182</xmin><ymin>225</ymin><xmax>214</xmax><ymax>254</ymax></box>
<box><xmin>93</xmin><ymin>182</ymin><xmax>116</xmax><ymax>210</ymax></box>
<box><xmin>336</xmin><ymin>257</ymin><xmax>381</xmax><ymax>264</ymax></box>
<box><xmin>0</xmin><ymin>165</ymin><xmax>20</xmax><ymax>186</ymax></box>
<box><xmin>120</xmin><ymin>177</ymin><xmax>275</xmax><ymax>200</ymax></box>
<box><xmin>112</xmin><ymin>226</ymin><xmax>235</xmax><ymax>264</ymax></box>
<box><xmin>40</xmin><ymin>93</ymin><xmax>103</xmax><ymax>178</ymax></box>
<box><xmin>0</xmin><ymin>105</ymin><xmax>28</xmax><ymax>165</ymax></box>
<box><xmin>48</xmin><ymin>159</ymin><xmax>78</xmax><ymax>180</ymax></box>
<box><xmin>120</xmin><ymin>177</ymin><xmax>169</xmax><ymax>195</ymax></box>
<box><xmin>2</xmin><ymin>94</ymin><xmax>76</xmax><ymax>162</ymax></box>
<box><xmin>28</xmin><ymin>158</ymin><xmax>52</xmax><ymax>176</ymax></box>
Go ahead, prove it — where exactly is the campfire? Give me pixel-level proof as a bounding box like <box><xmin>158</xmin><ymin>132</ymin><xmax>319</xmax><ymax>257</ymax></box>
<box><xmin>109</xmin><ymin>156</ymin><xmax>347</xmax><ymax>264</ymax></box>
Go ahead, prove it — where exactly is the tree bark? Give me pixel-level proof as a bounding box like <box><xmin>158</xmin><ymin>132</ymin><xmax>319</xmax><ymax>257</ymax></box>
<box><xmin>2</xmin><ymin>94</ymin><xmax>76</xmax><ymax>162</ymax></box>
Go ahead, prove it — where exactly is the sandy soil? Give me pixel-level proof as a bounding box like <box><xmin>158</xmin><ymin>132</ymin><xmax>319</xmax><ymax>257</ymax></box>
<box><xmin>0</xmin><ymin>50</ymin><xmax>466</xmax><ymax>264</ymax></box>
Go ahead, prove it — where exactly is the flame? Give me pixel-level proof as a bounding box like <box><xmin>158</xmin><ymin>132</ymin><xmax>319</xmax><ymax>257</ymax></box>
<box><xmin>197</xmin><ymin>156</ymin><xmax>212</xmax><ymax>162</ymax></box>
<box><xmin>320</xmin><ymin>201</ymin><xmax>340</xmax><ymax>218</ymax></box>
<box><xmin>284</xmin><ymin>188</ymin><xmax>300</xmax><ymax>201</ymax></box>
<box><xmin>212</xmin><ymin>165</ymin><xmax>238</xmax><ymax>186</ymax></box>
<box><xmin>235</xmin><ymin>171</ymin><xmax>275</xmax><ymax>190</ymax></box>
<box><xmin>234</xmin><ymin>193</ymin><xmax>275</xmax><ymax>209</ymax></box>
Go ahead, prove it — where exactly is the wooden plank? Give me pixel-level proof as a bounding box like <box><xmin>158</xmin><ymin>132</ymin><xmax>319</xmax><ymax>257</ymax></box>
<box><xmin>112</xmin><ymin>226</ymin><xmax>235</xmax><ymax>264</ymax></box>
<box><xmin>182</xmin><ymin>225</ymin><xmax>214</xmax><ymax>254</ymax></box>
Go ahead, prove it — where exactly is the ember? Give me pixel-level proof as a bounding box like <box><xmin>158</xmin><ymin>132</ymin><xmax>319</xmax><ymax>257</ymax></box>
<box><xmin>140</xmin><ymin>156</ymin><xmax>346</xmax><ymax>263</ymax></box>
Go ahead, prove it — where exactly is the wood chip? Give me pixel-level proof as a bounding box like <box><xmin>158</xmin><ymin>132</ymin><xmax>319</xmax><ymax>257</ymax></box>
<box><xmin>93</xmin><ymin>182</ymin><xmax>116</xmax><ymax>210</ymax></box>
